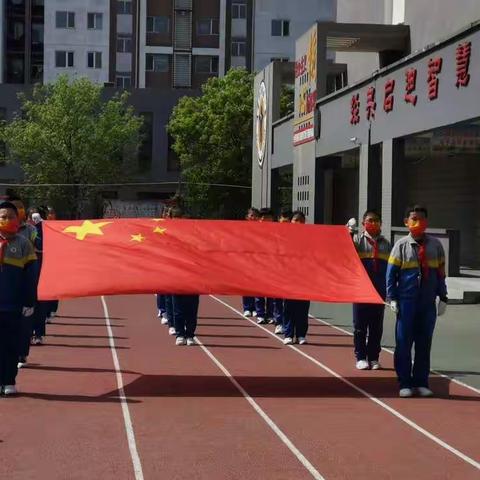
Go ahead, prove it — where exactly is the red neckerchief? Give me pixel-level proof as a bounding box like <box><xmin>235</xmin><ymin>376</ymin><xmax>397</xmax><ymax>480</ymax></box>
<box><xmin>365</xmin><ymin>235</ymin><xmax>379</xmax><ymax>273</ymax></box>
<box><xmin>0</xmin><ymin>234</ymin><xmax>8</xmax><ymax>265</ymax></box>
<box><xmin>417</xmin><ymin>239</ymin><xmax>429</xmax><ymax>280</ymax></box>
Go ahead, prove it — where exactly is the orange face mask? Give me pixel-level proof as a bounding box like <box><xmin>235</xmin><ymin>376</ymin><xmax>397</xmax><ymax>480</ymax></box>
<box><xmin>17</xmin><ymin>208</ymin><xmax>26</xmax><ymax>223</ymax></box>
<box><xmin>406</xmin><ymin>218</ymin><xmax>427</xmax><ymax>237</ymax></box>
<box><xmin>0</xmin><ymin>218</ymin><xmax>19</xmax><ymax>234</ymax></box>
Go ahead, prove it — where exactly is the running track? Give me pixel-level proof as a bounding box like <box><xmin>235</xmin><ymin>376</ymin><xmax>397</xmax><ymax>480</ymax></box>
<box><xmin>1</xmin><ymin>295</ymin><xmax>479</xmax><ymax>479</ymax></box>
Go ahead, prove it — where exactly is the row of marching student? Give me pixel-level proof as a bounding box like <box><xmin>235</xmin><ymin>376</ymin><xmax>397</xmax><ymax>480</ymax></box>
<box><xmin>0</xmin><ymin>196</ymin><xmax>58</xmax><ymax>396</ymax></box>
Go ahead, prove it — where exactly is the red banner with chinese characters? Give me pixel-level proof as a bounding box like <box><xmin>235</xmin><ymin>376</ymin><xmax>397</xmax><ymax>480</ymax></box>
<box><xmin>37</xmin><ymin>219</ymin><xmax>383</xmax><ymax>304</ymax></box>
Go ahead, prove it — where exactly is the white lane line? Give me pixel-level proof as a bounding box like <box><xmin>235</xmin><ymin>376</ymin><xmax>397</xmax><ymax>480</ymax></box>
<box><xmin>210</xmin><ymin>295</ymin><xmax>480</xmax><ymax>471</ymax></box>
<box><xmin>308</xmin><ymin>314</ymin><xmax>480</xmax><ymax>396</ymax></box>
<box><xmin>194</xmin><ymin>335</ymin><xmax>325</xmax><ymax>480</ymax></box>
<box><xmin>101</xmin><ymin>296</ymin><xmax>145</xmax><ymax>480</ymax></box>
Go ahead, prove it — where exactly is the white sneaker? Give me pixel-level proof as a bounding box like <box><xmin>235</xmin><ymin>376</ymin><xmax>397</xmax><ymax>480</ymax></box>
<box><xmin>160</xmin><ymin>317</ymin><xmax>168</xmax><ymax>325</ymax></box>
<box><xmin>252</xmin><ymin>311</ymin><xmax>257</xmax><ymax>317</ymax></box>
<box><xmin>399</xmin><ymin>388</ymin><xmax>414</xmax><ymax>398</ymax></box>
<box><xmin>17</xmin><ymin>361</ymin><xmax>27</xmax><ymax>369</ymax></box>
<box><xmin>267</xmin><ymin>318</ymin><xmax>275</xmax><ymax>324</ymax></box>
<box><xmin>243</xmin><ymin>310</ymin><xmax>252</xmax><ymax>317</ymax></box>
<box><xmin>370</xmin><ymin>361</ymin><xmax>381</xmax><ymax>370</ymax></box>
<box><xmin>356</xmin><ymin>360</ymin><xmax>370</xmax><ymax>370</ymax></box>
<box><xmin>34</xmin><ymin>337</ymin><xmax>44</xmax><ymax>345</ymax></box>
<box><xmin>298</xmin><ymin>337</ymin><xmax>307</xmax><ymax>345</ymax></box>
<box><xmin>283</xmin><ymin>337</ymin><xmax>293</xmax><ymax>345</ymax></box>
<box><xmin>157</xmin><ymin>310</ymin><xmax>162</xmax><ymax>318</ymax></box>
<box><xmin>415</xmin><ymin>387</ymin><xmax>433</xmax><ymax>397</ymax></box>
<box><xmin>186</xmin><ymin>338</ymin><xmax>196</xmax><ymax>346</ymax></box>
<box><xmin>274</xmin><ymin>325</ymin><xmax>284</xmax><ymax>335</ymax></box>
<box><xmin>176</xmin><ymin>337</ymin><xmax>186</xmax><ymax>346</ymax></box>
<box><xmin>256</xmin><ymin>317</ymin><xmax>266</xmax><ymax>324</ymax></box>
<box><xmin>3</xmin><ymin>385</ymin><xmax>17</xmax><ymax>395</ymax></box>
<box><xmin>46</xmin><ymin>317</ymin><xmax>52</xmax><ymax>324</ymax></box>
<box><xmin>168</xmin><ymin>327</ymin><xmax>176</xmax><ymax>336</ymax></box>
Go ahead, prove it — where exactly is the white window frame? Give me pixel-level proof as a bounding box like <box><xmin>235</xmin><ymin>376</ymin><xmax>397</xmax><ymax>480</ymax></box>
<box><xmin>195</xmin><ymin>56</ymin><xmax>219</xmax><ymax>74</ymax></box>
<box><xmin>197</xmin><ymin>18</ymin><xmax>219</xmax><ymax>36</ymax></box>
<box><xmin>232</xmin><ymin>3</ymin><xmax>246</xmax><ymax>19</ymax></box>
<box><xmin>87</xmin><ymin>12</ymin><xmax>103</xmax><ymax>30</ymax></box>
<box><xmin>55</xmin><ymin>50</ymin><xmax>74</xmax><ymax>68</ymax></box>
<box><xmin>116</xmin><ymin>74</ymin><xmax>131</xmax><ymax>89</ymax></box>
<box><xmin>271</xmin><ymin>19</ymin><xmax>290</xmax><ymax>37</ymax></box>
<box><xmin>87</xmin><ymin>51</ymin><xmax>102</xmax><ymax>69</ymax></box>
<box><xmin>117</xmin><ymin>1</ymin><xmax>132</xmax><ymax>15</ymax></box>
<box><xmin>231</xmin><ymin>41</ymin><xmax>246</xmax><ymax>57</ymax></box>
<box><xmin>117</xmin><ymin>35</ymin><xmax>132</xmax><ymax>53</ymax></box>
<box><xmin>56</xmin><ymin>11</ymin><xmax>75</xmax><ymax>29</ymax></box>
<box><xmin>146</xmin><ymin>54</ymin><xmax>169</xmax><ymax>73</ymax></box>
<box><xmin>146</xmin><ymin>16</ymin><xmax>170</xmax><ymax>34</ymax></box>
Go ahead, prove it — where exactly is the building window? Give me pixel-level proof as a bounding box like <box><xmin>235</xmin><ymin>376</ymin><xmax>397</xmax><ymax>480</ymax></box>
<box><xmin>232</xmin><ymin>3</ymin><xmax>246</xmax><ymax>19</ymax></box>
<box><xmin>271</xmin><ymin>19</ymin><xmax>289</xmax><ymax>37</ymax></box>
<box><xmin>87</xmin><ymin>52</ymin><xmax>102</xmax><ymax>69</ymax></box>
<box><xmin>146</xmin><ymin>16</ymin><xmax>169</xmax><ymax>34</ymax></box>
<box><xmin>56</xmin><ymin>11</ymin><xmax>75</xmax><ymax>29</ymax></box>
<box><xmin>116</xmin><ymin>74</ymin><xmax>131</xmax><ymax>89</ymax></box>
<box><xmin>87</xmin><ymin>13</ymin><xmax>103</xmax><ymax>30</ymax></box>
<box><xmin>197</xmin><ymin>18</ymin><xmax>219</xmax><ymax>35</ymax></box>
<box><xmin>117</xmin><ymin>35</ymin><xmax>132</xmax><ymax>53</ymax></box>
<box><xmin>117</xmin><ymin>0</ymin><xmax>132</xmax><ymax>15</ymax></box>
<box><xmin>231</xmin><ymin>41</ymin><xmax>246</xmax><ymax>57</ymax></box>
<box><xmin>271</xmin><ymin>57</ymin><xmax>289</xmax><ymax>62</ymax></box>
<box><xmin>55</xmin><ymin>51</ymin><xmax>74</xmax><ymax>68</ymax></box>
<box><xmin>146</xmin><ymin>54</ymin><xmax>169</xmax><ymax>72</ymax></box>
<box><xmin>195</xmin><ymin>56</ymin><xmax>218</xmax><ymax>74</ymax></box>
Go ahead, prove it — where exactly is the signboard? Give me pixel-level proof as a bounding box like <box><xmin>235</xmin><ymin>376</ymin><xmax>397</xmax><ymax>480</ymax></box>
<box><xmin>255</xmin><ymin>81</ymin><xmax>268</xmax><ymax>167</ymax></box>
<box><xmin>103</xmin><ymin>200</ymin><xmax>165</xmax><ymax>218</ymax></box>
<box><xmin>294</xmin><ymin>24</ymin><xmax>318</xmax><ymax>146</ymax></box>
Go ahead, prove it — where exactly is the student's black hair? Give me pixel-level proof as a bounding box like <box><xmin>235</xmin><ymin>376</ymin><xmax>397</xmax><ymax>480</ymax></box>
<box><xmin>259</xmin><ymin>207</ymin><xmax>273</xmax><ymax>217</ymax></box>
<box><xmin>247</xmin><ymin>207</ymin><xmax>260</xmax><ymax>215</ymax></box>
<box><xmin>362</xmin><ymin>209</ymin><xmax>381</xmax><ymax>221</ymax></box>
<box><xmin>404</xmin><ymin>205</ymin><xmax>428</xmax><ymax>219</ymax></box>
<box><xmin>279</xmin><ymin>207</ymin><xmax>292</xmax><ymax>219</ymax></box>
<box><xmin>0</xmin><ymin>201</ymin><xmax>19</xmax><ymax>215</ymax></box>
<box><xmin>6</xmin><ymin>194</ymin><xmax>22</xmax><ymax>203</ymax></box>
<box><xmin>169</xmin><ymin>206</ymin><xmax>183</xmax><ymax>218</ymax></box>
<box><xmin>291</xmin><ymin>210</ymin><xmax>305</xmax><ymax>221</ymax></box>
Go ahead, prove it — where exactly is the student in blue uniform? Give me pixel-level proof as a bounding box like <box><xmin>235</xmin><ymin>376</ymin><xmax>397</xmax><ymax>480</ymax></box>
<box><xmin>8</xmin><ymin>196</ymin><xmax>40</xmax><ymax>367</ymax></box>
<box><xmin>0</xmin><ymin>201</ymin><xmax>37</xmax><ymax>395</ymax></box>
<box><xmin>242</xmin><ymin>207</ymin><xmax>259</xmax><ymax>317</ymax></box>
<box><xmin>283</xmin><ymin>211</ymin><xmax>310</xmax><ymax>345</ymax></box>
<box><xmin>387</xmin><ymin>205</ymin><xmax>448</xmax><ymax>398</ymax></box>
<box><xmin>272</xmin><ymin>208</ymin><xmax>292</xmax><ymax>334</ymax></box>
<box><xmin>352</xmin><ymin>210</ymin><xmax>391</xmax><ymax>370</ymax></box>
<box><xmin>255</xmin><ymin>208</ymin><xmax>275</xmax><ymax>324</ymax></box>
<box><xmin>156</xmin><ymin>294</ymin><xmax>168</xmax><ymax>324</ymax></box>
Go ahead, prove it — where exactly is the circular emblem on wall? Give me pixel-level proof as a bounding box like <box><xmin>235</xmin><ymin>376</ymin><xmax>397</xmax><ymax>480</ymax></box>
<box><xmin>256</xmin><ymin>81</ymin><xmax>268</xmax><ymax>167</ymax></box>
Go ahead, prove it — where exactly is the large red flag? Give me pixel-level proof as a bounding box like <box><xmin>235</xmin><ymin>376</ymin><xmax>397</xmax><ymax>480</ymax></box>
<box><xmin>37</xmin><ymin>219</ymin><xmax>383</xmax><ymax>304</ymax></box>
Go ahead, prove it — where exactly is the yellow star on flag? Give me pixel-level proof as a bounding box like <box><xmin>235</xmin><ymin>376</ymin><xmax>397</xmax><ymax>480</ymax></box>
<box><xmin>131</xmin><ymin>233</ymin><xmax>146</xmax><ymax>243</ymax></box>
<box><xmin>63</xmin><ymin>220</ymin><xmax>112</xmax><ymax>241</ymax></box>
<box><xmin>153</xmin><ymin>226</ymin><xmax>167</xmax><ymax>235</ymax></box>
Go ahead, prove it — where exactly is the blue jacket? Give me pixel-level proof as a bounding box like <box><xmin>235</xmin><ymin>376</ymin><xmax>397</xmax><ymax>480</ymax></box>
<box><xmin>386</xmin><ymin>234</ymin><xmax>448</xmax><ymax>302</ymax></box>
<box><xmin>0</xmin><ymin>233</ymin><xmax>37</xmax><ymax>312</ymax></box>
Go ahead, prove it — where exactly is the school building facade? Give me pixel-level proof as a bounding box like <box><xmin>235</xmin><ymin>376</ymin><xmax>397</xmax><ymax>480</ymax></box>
<box><xmin>252</xmin><ymin>15</ymin><xmax>480</xmax><ymax>273</ymax></box>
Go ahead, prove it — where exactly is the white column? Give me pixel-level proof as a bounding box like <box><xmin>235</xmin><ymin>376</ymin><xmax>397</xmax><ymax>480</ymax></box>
<box><xmin>358</xmin><ymin>143</ymin><xmax>369</xmax><ymax>223</ymax></box>
<box><xmin>381</xmin><ymin>139</ymin><xmax>394</xmax><ymax>239</ymax></box>
<box><xmin>138</xmin><ymin>0</ymin><xmax>147</xmax><ymax>88</ymax></box>
<box><xmin>218</xmin><ymin>0</ymin><xmax>226</xmax><ymax>75</ymax></box>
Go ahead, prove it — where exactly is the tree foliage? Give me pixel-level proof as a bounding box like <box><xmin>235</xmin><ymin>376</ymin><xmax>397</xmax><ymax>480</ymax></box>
<box><xmin>1</xmin><ymin>76</ymin><xmax>143</xmax><ymax>218</ymax></box>
<box><xmin>168</xmin><ymin>68</ymin><xmax>254</xmax><ymax>219</ymax></box>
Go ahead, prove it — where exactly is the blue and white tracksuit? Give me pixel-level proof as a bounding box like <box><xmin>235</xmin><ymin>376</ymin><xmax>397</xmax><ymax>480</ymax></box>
<box><xmin>386</xmin><ymin>234</ymin><xmax>447</xmax><ymax>389</ymax></box>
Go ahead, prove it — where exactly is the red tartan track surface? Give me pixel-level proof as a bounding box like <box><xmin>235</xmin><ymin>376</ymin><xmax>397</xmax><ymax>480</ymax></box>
<box><xmin>1</xmin><ymin>295</ymin><xmax>479</xmax><ymax>479</ymax></box>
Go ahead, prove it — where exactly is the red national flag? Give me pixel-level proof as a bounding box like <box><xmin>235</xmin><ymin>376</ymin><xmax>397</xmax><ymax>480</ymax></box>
<box><xmin>37</xmin><ymin>219</ymin><xmax>383</xmax><ymax>304</ymax></box>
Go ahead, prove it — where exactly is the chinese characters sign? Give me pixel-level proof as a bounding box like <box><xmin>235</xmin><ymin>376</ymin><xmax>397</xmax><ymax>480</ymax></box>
<box><xmin>349</xmin><ymin>39</ymin><xmax>473</xmax><ymax>125</ymax></box>
<box><xmin>294</xmin><ymin>25</ymin><xmax>318</xmax><ymax>146</ymax></box>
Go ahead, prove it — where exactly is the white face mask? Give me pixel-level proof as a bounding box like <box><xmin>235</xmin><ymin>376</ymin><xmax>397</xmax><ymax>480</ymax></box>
<box><xmin>32</xmin><ymin>213</ymin><xmax>42</xmax><ymax>225</ymax></box>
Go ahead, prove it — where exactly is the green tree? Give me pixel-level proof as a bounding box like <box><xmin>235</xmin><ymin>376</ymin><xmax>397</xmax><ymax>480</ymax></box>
<box><xmin>1</xmin><ymin>75</ymin><xmax>143</xmax><ymax>218</ymax></box>
<box><xmin>280</xmin><ymin>84</ymin><xmax>295</xmax><ymax>118</ymax></box>
<box><xmin>168</xmin><ymin>68</ymin><xmax>254</xmax><ymax>219</ymax></box>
